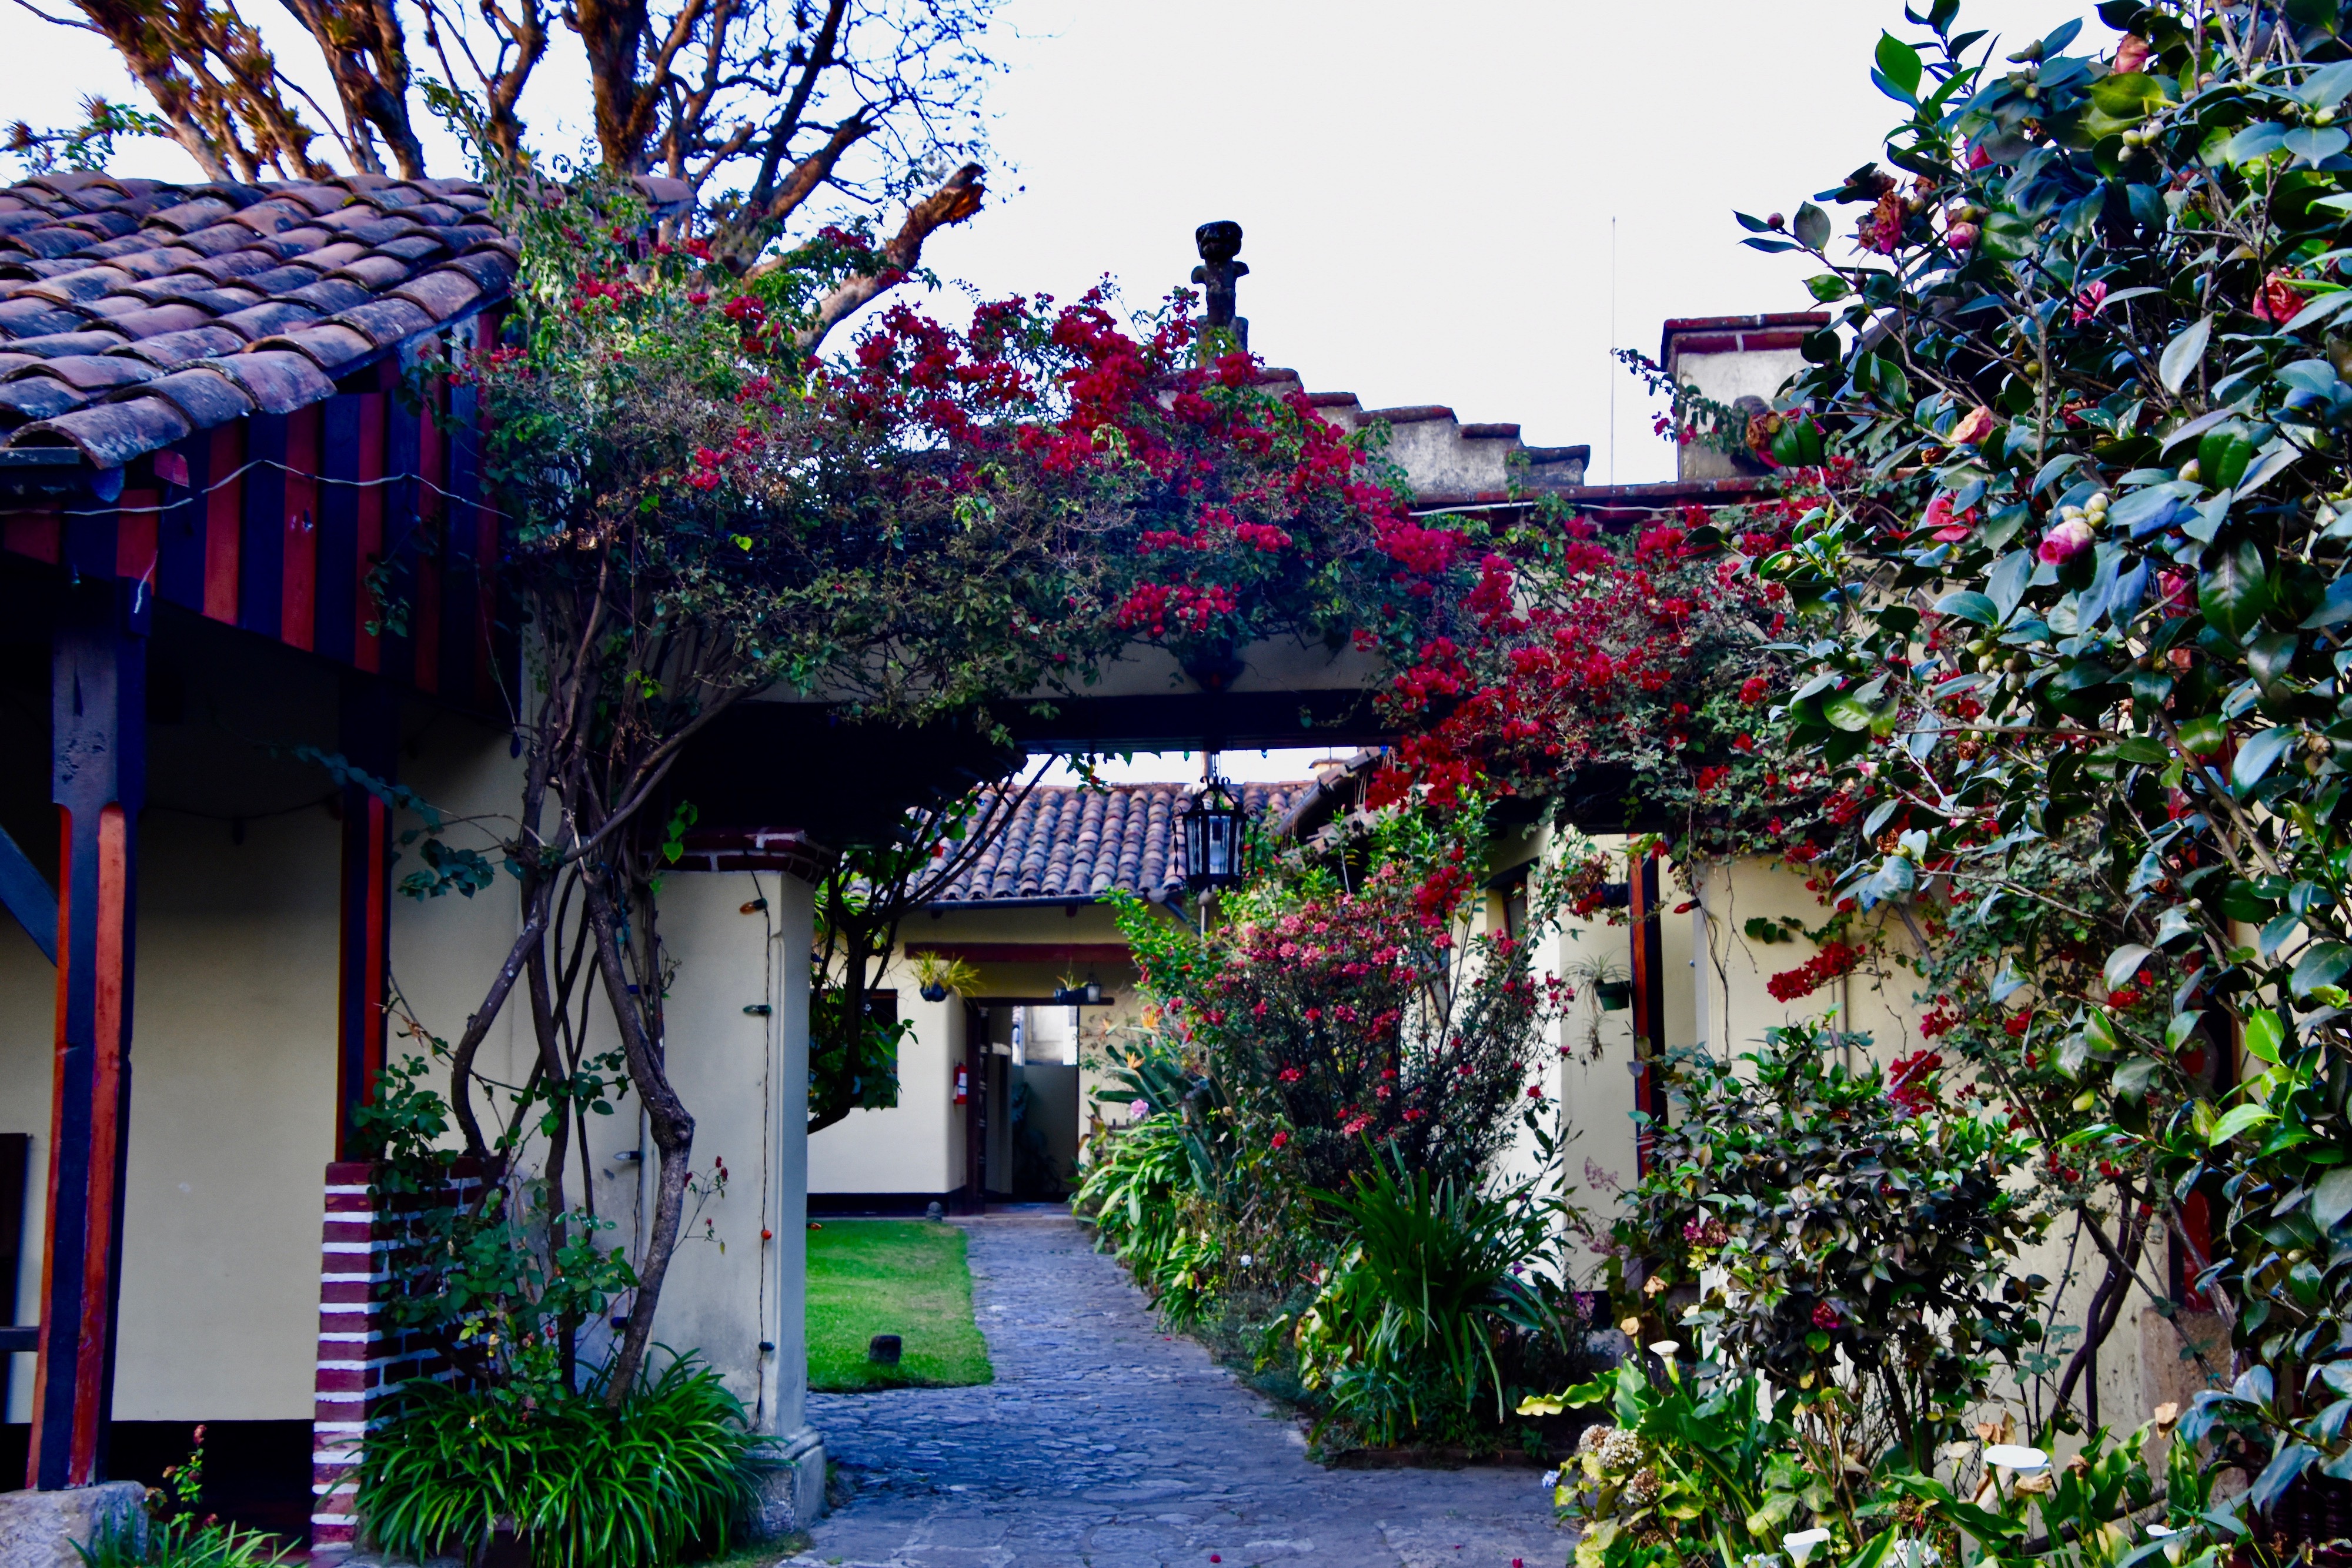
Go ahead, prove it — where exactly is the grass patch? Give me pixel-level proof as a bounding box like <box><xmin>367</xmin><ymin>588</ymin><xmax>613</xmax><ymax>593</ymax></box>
<box><xmin>806</xmin><ymin>1220</ymin><xmax>993</xmax><ymax>1392</ymax></box>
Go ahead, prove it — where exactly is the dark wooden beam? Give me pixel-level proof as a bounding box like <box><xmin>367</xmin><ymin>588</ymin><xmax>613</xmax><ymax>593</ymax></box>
<box><xmin>1628</xmin><ymin>850</ymin><xmax>1668</xmax><ymax>1176</ymax></box>
<box><xmin>29</xmin><ymin>576</ymin><xmax>146</xmax><ymax>1490</ymax></box>
<box><xmin>336</xmin><ymin>673</ymin><xmax>399</xmax><ymax>1157</ymax></box>
<box><xmin>0</xmin><ymin>823</ymin><xmax>57</xmax><ymax>964</ymax></box>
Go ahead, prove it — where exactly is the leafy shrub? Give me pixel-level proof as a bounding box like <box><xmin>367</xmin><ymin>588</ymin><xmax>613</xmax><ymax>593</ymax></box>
<box><xmin>356</xmin><ymin>1353</ymin><xmax>753</xmax><ymax>1568</ymax></box>
<box><xmin>1619</xmin><ymin>1023</ymin><xmax>2045</xmax><ymax>1467</ymax></box>
<box><xmin>74</xmin><ymin>1426</ymin><xmax>291</xmax><ymax>1568</ymax></box>
<box><xmin>1288</xmin><ymin>1145</ymin><xmax>1581</xmax><ymax>1448</ymax></box>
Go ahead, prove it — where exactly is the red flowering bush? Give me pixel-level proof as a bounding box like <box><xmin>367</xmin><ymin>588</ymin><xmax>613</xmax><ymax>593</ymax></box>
<box><xmin>1111</xmin><ymin>801</ymin><xmax>1571</xmax><ymax>1199</ymax></box>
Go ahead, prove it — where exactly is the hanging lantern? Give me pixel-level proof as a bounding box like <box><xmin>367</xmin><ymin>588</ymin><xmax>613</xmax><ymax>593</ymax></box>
<box><xmin>1180</xmin><ymin>775</ymin><xmax>1248</xmax><ymax>892</ymax></box>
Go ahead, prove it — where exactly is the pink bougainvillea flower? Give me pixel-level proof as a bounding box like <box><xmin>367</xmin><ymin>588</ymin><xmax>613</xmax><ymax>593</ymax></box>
<box><xmin>2037</xmin><ymin>518</ymin><xmax>2096</xmax><ymax>563</ymax></box>
<box><xmin>2252</xmin><ymin>270</ymin><xmax>2311</xmax><ymax>325</ymax></box>
<box><xmin>2116</xmin><ymin>33</ymin><xmax>2150</xmax><ymax>73</ymax></box>
<box><xmin>2071</xmin><ymin>279</ymin><xmax>2108</xmax><ymax>325</ymax></box>
<box><xmin>1950</xmin><ymin>405</ymin><xmax>1996</xmax><ymax>445</ymax></box>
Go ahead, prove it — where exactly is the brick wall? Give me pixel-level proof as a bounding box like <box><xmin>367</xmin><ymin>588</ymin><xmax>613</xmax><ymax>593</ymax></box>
<box><xmin>309</xmin><ymin>1158</ymin><xmax>480</xmax><ymax>1558</ymax></box>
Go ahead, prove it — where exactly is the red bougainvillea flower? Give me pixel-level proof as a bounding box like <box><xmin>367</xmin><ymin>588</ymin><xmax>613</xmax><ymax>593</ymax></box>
<box><xmin>1766</xmin><ymin>941</ymin><xmax>1862</xmax><ymax>1002</ymax></box>
<box><xmin>1950</xmin><ymin>405</ymin><xmax>1995</xmax><ymax>445</ymax></box>
<box><xmin>2252</xmin><ymin>270</ymin><xmax>2311</xmax><ymax>325</ymax></box>
<box><xmin>2037</xmin><ymin>518</ymin><xmax>2095</xmax><ymax>563</ymax></box>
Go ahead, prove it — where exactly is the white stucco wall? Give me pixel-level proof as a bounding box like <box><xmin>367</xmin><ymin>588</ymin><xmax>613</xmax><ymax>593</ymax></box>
<box><xmin>807</xmin><ymin>902</ymin><xmax>1148</xmax><ymax>1196</ymax></box>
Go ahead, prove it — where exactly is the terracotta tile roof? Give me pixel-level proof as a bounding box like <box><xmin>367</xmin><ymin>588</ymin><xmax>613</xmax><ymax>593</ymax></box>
<box><xmin>931</xmin><ymin>781</ymin><xmax>1312</xmax><ymax>905</ymax></box>
<box><xmin>0</xmin><ymin>169</ymin><xmax>686</xmax><ymax>470</ymax></box>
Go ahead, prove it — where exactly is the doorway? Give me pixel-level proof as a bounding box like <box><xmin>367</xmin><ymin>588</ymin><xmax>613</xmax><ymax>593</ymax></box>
<box><xmin>960</xmin><ymin>999</ymin><xmax>1084</xmax><ymax>1209</ymax></box>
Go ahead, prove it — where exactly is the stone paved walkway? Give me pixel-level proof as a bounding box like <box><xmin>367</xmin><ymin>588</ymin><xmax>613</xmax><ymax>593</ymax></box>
<box><xmin>790</xmin><ymin>1208</ymin><xmax>1571</xmax><ymax>1568</ymax></box>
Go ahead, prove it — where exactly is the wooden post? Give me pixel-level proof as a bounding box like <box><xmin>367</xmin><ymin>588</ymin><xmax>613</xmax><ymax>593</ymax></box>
<box><xmin>28</xmin><ymin>576</ymin><xmax>146</xmax><ymax>1490</ymax></box>
<box><xmin>961</xmin><ymin>1004</ymin><xmax>987</xmax><ymax>1215</ymax></box>
<box><xmin>336</xmin><ymin>673</ymin><xmax>399</xmax><ymax>1157</ymax></box>
<box><xmin>1628</xmin><ymin>850</ymin><xmax>1668</xmax><ymax>1176</ymax></box>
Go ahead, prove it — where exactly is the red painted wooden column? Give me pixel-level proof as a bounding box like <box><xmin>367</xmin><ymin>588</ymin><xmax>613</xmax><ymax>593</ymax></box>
<box><xmin>335</xmin><ymin>673</ymin><xmax>399</xmax><ymax>1156</ymax></box>
<box><xmin>28</xmin><ymin>576</ymin><xmax>146</xmax><ymax>1490</ymax></box>
<box><xmin>1628</xmin><ymin>850</ymin><xmax>1668</xmax><ymax>1176</ymax></box>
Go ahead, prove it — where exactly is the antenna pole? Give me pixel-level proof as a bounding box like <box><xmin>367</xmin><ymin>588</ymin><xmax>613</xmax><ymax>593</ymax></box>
<box><xmin>1608</xmin><ymin>214</ymin><xmax>1619</xmax><ymax>486</ymax></box>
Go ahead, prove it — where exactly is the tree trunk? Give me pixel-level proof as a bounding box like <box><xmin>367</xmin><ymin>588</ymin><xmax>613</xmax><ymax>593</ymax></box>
<box><xmin>583</xmin><ymin>868</ymin><xmax>693</xmax><ymax>1405</ymax></box>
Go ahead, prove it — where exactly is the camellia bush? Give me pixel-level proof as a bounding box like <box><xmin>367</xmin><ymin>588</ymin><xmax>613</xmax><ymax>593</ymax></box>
<box><xmin>1734</xmin><ymin>0</ymin><xmax>2352</xmax><ymax>1543</ymax></box>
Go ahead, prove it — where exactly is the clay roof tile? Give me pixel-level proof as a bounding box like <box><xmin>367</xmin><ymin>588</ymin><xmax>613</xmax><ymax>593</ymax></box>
<box><xmin>17</xmin><ymin>393</ymin><xmax>193</xmax><ymax>468</ymax></box>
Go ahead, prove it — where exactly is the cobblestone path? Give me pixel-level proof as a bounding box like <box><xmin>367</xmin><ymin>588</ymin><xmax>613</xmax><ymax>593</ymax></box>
<box><xmin>791</xmin><ymin>1208</ymin><xmax>1571</xmax><ymax>1568</ymax></box>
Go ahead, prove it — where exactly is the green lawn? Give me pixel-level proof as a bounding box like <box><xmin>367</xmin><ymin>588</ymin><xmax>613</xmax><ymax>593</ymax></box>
<box><xmin>805</xmin><ymin>1220</ymin><xmax>993</xmax><ymax>1392</ymax></box>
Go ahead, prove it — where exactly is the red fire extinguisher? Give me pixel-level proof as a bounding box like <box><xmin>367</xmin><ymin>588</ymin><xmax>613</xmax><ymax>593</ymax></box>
<box><xmin>954</xmin><ymin>1066</ymin><xmax>968</xmax><ymax>1105</ymax></box>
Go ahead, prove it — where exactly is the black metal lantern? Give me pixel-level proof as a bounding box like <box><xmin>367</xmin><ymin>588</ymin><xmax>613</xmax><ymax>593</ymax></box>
<box><xmin>1180</xmin><ymin>772</ymin><xmax>1248</xmax><ymax>892</ymax></box>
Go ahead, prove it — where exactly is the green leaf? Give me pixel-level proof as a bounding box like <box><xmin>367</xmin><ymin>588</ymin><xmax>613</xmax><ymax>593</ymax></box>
<box><xmin>2314</xmin><ymin>1166</ymin><xmax>2352</xmax><ymax>1233</ymax></box>
<box><xmin>1876</xmin><ymin>32</ymin><xmax>1925</xmax><ymax>98</ymax></box>
<box><xmin>2209</xmin><ymin>1104</ymin><xmax>2278</xmax><ymax>1145</ymax></box>
<box><xmin>1805</xmin><ymin>274</ymin><xmax>1852</xmax><ymax>303</ymax></box>
<box><xmin>2299</xmin><ymin>579</ymin><xmax>2352</xmax><ymax>629</ymax></box>
<box><xmin>2104</xmin><ymin>944</ymin><xmax>2154</xmax><ymax>993</ymax></box>
<box><xmin>1936</xmin><ymin>590</ymin><xmax>2000</xmax><ymax>624</ymax></box>
<box><xmin>2245</xmin><ymin>1008</ymin><xmax>2285</xmax><ymax>1065</ymax></box>
<box><xmin>2114</xmin><ymin>1057</ymin><xmax>2160</xmax><ymax>1099</ymax></box>
<box><xmin>2293</xmin><ymin>941</ymin><xmax>2352</xmax><ymax>997</ymax></box>
<box><xmin>2286</xmin><ymin>126</ymin><xmax>2352</xmax><ymax>166</ymax></box>
<box><xmin>2160</xmin><ymin>316</ymin><xmax>2213</xmax><ymax>394</ymax></box>
<box><xmin>1795</xmin><ymin>202</ymin><xmax>1832</xmax><ymax>251</ymax></box>
<box><xmin>2233</xmin><ymin>726</ymin><xmax>2299</xmax><ymax>791</ymax></box>
<box><xmin>2175</xmin><ymin>715</ymin><xmax>2228</xmax><ymax>756</ymax></box>
<box><xmin>2198</xmin><ymin>424</ymin><xmax>2257</xmax><ymax>491</ymax></box>
<box><xmin>2298</xmin><ymin>59</ymin><xmax>2352</xmax><ymax>107</ymax></box>
<box><xmin>2200</xmin><ymin>539</ymin><xmax>2274</xmax><ymax>641</ymax></box>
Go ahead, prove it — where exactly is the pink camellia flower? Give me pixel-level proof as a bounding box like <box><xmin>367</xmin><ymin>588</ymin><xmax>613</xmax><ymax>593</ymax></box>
<box><xmin>2072</xmin><ymin>279</ymin><xmax>2109</xmax><ymax>325</ymax></box>
<box><xmin>1968</xmin><ymin>143</ymin><xmax>1993</xmax><ymax>170</ymax></box>
<box><xmin>1947</xmin><ymin>221</ymin><xmax>1980</xmax><ymax>252</ymax></box>
<box><xmin>1270</xmin><ymin>1131</ymin><xmax>1288</xmax><ymax>1151</ymax></box>
<box><xmin>1921</xmin><ymin>493</ymin><xmax>1975</xmax><ymax>542</ymax></box>
<box><xmin>2038</xmin><ymin>517</ymin><xmax>2096</xmax><ymax>563</ymax></box>
<box><xmin>2253</xmin><ymin>270</ymin><xmax>2311</xmax><ymax>325</ymax></box>
<box><xmin>2116</xmin><ymin>33</ymin><xmax>2150</xmax><ymax>73</ymax></box>
<box><xmin>1950</xmin><ymin>405</ymin><xmax>1996</xmax><ymax>445</ymax></box>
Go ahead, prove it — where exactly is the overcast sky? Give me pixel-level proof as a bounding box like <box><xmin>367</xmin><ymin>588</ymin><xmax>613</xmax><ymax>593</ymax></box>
<box><xmin>1</xmin><ymin>0</ymin><xmax>2097</xmax><ymax>781</ymax></box>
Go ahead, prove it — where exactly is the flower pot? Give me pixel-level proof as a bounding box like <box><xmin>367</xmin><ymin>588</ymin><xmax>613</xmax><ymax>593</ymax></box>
<box><xmin>1596</xmin><ymin>980</ymin><xmax>1633</xmax><ymax>1012</ymax></box>
<box><xmin>918</xmin><ymin>982</ymin><xmax>949</xmax><ymax>1003</ymax></box>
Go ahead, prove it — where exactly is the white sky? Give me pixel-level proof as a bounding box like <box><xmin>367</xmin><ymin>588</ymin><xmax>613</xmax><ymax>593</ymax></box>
<box><xmin>1</xmin><ymin>0</ymin><xmax>2099</xmax><ymax>785</ymax></box>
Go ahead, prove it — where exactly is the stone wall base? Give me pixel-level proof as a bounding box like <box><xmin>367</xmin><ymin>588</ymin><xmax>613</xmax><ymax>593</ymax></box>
<box><xmin>743</xmin><ymin>1425</ymin><xmax>827</xmax><ymax>1541</ymax></box>
<box><xmin>0</xmin><ymin>1482</ymin><xmax>149</xmax><ymax>1568</ymax></box>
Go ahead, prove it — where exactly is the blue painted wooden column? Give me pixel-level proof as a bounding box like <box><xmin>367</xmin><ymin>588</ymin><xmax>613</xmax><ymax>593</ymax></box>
<box><xmin>28</xmin><ymin>575</ymin><xmax>146</xmax><ymax>1490</ymax></box>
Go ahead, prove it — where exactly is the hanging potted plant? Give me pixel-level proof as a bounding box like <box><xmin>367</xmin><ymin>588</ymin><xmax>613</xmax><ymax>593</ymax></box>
<box><xmin>912</xmin><ymin>952</ymin><xmax>980</xmax><ymax>1005</ymax></box>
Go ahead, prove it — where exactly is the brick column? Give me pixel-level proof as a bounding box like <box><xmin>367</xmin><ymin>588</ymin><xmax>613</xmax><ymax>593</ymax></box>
<box><xmin>310</xmin><ymin>1160</ymin><xmax>479</xmax><ymax>1558</ymax></box>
